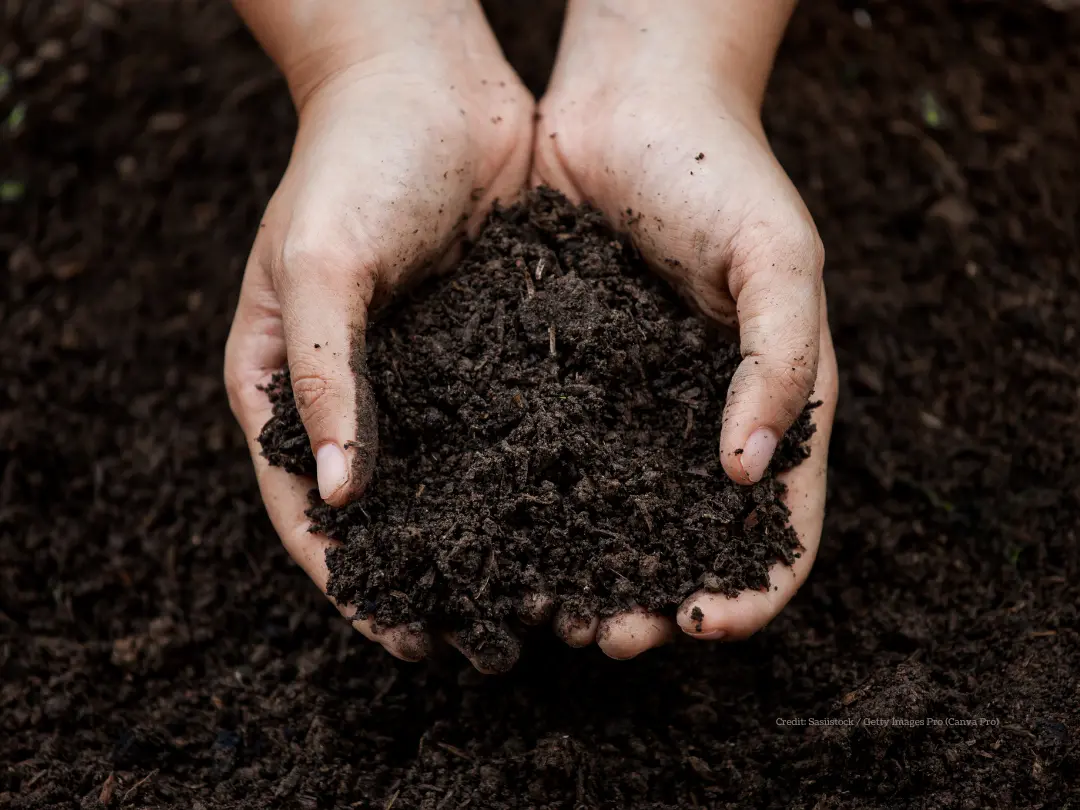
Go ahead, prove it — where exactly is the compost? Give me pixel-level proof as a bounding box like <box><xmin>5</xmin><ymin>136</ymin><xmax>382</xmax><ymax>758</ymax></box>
<box><xmin>2</xmin><ymin>1</ymin><xmax>1078</xmax><ymax>807</ymax></box>
<box><xmin>257</xmin><ymin>189</ymin><xmax>814</xmax><ymax>669</ymax></box>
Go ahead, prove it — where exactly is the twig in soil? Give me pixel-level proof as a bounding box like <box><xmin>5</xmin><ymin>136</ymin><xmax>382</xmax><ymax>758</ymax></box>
<box><xmin>436</xmin><ymin>742</ymin><xmax>473</xmax><ymax>761</ymax></box>
<box><xmin>594</xmin><ymin>528</ymin><xmax>626</xmax><ymax>541</ymax></box>
<box><xmin>888</xmin><ymin>120</ymin><xmax>967</xmax><ymax>192</ymax></box>
<box><xmin>25</xmin><ymin>770</ymin><xmax>47</xmax><ymax>788</ymax></box>
<box><xmin>1003</xmin><ymin>725</ymin><xmax>1036</xmax><ymax>738</ymax></box>
<box><xmin>438</xmin><ymin>521</ymin><xmax>459</xmax><ymax>545</ymax></box>
<box><xmin>534</xmin><ymin>257</ymin><xmax>547</xmax><ymax>281</ymax></box>
<box><xmin>122</xmin><ymin>769</ymin><xmax>158</xmax><ymax>802</ymax></box>
<box><xmin>373</xmin><ymin>668</ymin><xmax>398</xmax><ymax>702</ymax></box>
<box><xmin>222</xmin><ymin>71</ymin><xmax>279</xmax><ymax>109</ymax></box>
<box><xmin>634</xmin><ymin>498</ymin><xmax>654</xmax><ymax>533</ymax></box>
<box><xmin>684</xmin><ymin>406</ymin><xmax>694</xmax><ymax>440</ymax></box>
<box><xmin>493</xmin><ymin>299</ymin><xmax>506</xmax><ymax>343</ymax></box>
<box><xmin>462</xmin><ymin>311</ymin><xmax>481</xmax><ymax>344</ymax></box>
<box><xmin>99</xmin><ymin>772</ymin><xmax>116</xmax><ymax>805</ymax></box>
<box><xmin>523</xmin><ymin>267</ymin><xmax>536</xmax><ymax>298</ymax></box>
<box><xmin>518</xmin><ymin>492</ymin><xmax>559</xmax><ymax>506</ymax></box>
<box><xmin>384</xmin><ymin>790</ymin><xmax>400</xmax><ymax>810</ymax></box>
<box><xmin>548</xmin><ymin>325</ymin><xmax>556</xmax><ymax>357</ymax></box>
<box><xmin>476</xmin><ymin>548</ymin><xmax>497</xmax><ymax>597</ymax></box>
<box><xmin>242</xmin><ymin>549</ymin><xmax>261</xmax><ymax>578</ymax></box>
<box><xmin>390</xmin><ymin>356</ymin><xmax>404</xmax><ymax>387</ymax></box>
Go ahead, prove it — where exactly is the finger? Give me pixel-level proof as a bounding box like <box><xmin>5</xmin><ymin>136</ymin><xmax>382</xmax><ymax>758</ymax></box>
<box><xmin>446</xmin><ymin>623</ymin><xmax>521</xmax><ymax>675</ymax></box>
<box><xmin>680</xmin><ymin>302</ymin><xmax>838</xmax><ymax>640</ymax></box>
<box><xmin>595</xmin><ymin>608</ymin><xmax>676</xmax><ymax>660</ymax></box>
<box><xmin>517</xmin><ymin>591</ymin><xmax>555</xmax><ymax>626</ymax></box>
<box><xmin>225</xmin><ymin>262</ymin><xmax>430</xmax><ymax>662</ymax></box>
<box><xmin>273</xmin><ymin>234</ymin><xmax>379</xmax><ymax>507</ymax></box>
<box><xmin>720</xmin><ymin>225</ymin><xmax>825</xmax><ymax>485</ymax></box>
<box><xmin>553</xmin><ymin>605</ymin><xmax>599</xmax><ymax>647</ymax></box>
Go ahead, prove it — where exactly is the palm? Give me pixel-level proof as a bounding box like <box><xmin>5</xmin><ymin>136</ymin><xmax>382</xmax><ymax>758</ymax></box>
<box><xmin>263</xmin><ymin>64</ymin><xmax>533</xmax><ymax>294</ymax></box>
<box><xmin>539</xmin><ymin>84</ymin><xmax>805</xmax><ymax>316</ymax></box>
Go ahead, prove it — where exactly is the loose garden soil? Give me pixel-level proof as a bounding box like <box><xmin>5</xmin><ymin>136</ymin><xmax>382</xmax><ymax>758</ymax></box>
<box><xmin>2</xmin><ymin>1</ymin><xmax>1078</xmax><ymax>808</ymax></box>
<box><xmin>257</xmin><ymin>188</ymin><xmax>815</xmax><ymax>668</ymax></box>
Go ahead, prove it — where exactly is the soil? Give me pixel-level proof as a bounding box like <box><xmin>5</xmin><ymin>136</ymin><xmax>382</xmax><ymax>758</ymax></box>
<box><xmin>257</xmin><ymin>189</ymin><xmax>815</xmax><ymax>665</ymax></box>
<box><xmin>2</xmin><ymin>1</ymin><xmax>1079</xmax><ymax>809</ymax></box>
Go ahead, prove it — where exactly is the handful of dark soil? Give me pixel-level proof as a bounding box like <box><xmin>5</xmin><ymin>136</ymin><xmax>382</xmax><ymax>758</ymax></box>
<box><xmin>259</xmin><ymin>189</ymin><xmax>814</xmax><ymax>661</ymax></box>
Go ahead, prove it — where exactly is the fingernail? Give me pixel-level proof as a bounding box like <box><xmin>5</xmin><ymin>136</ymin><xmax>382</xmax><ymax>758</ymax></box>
<box><xmin>740</xmin><ymin>427</ymin><xmax>779</xmax><ymax>483</ymax></box>
<box><xmin>316</xmin><ymin>442</ymin><xmax>349</xmax><ymax>501</ymax></box>
<box><xmin>690</xmin><ymin>629</ymin><xmax>726</xmax><ymax>641</ymax></box>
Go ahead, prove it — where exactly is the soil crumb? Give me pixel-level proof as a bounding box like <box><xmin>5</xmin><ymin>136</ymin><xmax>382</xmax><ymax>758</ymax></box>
<box><xmin>258</xmin><ymin>189</ymin><xmax>814</xmax><ymax>653</ymax></box>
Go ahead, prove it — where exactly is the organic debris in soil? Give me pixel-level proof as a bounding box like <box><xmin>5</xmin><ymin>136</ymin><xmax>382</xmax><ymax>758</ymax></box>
<box><xmin>258</xmin><ymin>189</ymin><xmax>815</xmax><ymax>657</ymax></box>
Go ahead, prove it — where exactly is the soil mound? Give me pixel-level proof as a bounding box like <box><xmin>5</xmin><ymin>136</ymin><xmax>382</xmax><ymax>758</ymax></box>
<box><xmin>258</xmin><ymin>190</ymin><xmax>814</xmax><ymax>661</ymax></box>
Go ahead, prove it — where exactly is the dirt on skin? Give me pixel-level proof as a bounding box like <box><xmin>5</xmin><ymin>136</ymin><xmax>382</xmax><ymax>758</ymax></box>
<box><xmin>2</xmin><ymin>1</ymin><xmax>1079</xmax><ymax>809</ymax></box>
<box><xmin>256</xmin><ymin>189</ymin><xmax>815</xmax><ymax>669</ymax></box>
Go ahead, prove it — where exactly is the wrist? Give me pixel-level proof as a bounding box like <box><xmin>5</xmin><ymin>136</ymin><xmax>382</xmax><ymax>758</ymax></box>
<box><xmin>234</xmin><ymin>0</ymin><xmax>505</xmax><ymax>111</ymax></box>
<box><xmin>559</xmin><ymin>0</ymin><xmax>795</xmax><ymax>112</ymax></box>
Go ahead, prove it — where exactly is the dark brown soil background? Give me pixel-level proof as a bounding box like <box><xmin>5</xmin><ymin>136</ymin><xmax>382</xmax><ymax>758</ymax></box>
<box><xmin>2</xmin><ymin>1</ymin><xmax>1078</xmax><ymax>807</ymax></box>
<box><xmin>258</xmin><ymin>190</ymin><xmax>815</xmax><ymax>666</ymax></box>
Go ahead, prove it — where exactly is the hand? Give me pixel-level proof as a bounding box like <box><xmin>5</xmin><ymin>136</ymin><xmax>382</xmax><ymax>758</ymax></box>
<box><xmin>224</xmin><ymin>2</ymin><xmax>534</xmax><ymax>669</ymax></box>
<box><xmin>531</xmin><ymin>0</ymin><xmax>839</xmax><ymax>658</ymax></box>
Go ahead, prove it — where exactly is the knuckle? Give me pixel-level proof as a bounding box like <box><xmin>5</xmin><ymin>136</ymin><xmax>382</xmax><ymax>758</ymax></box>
<box><xmin>277</xmin><ymin>225</ymin><xmax>381</xmax><ymax>308</ymax></box>
<box><xmin>279</xmin><ymin>224</ymin><xmax>375</xmax><ymax>284</ymax></box>
<box><xmin>736</xmin><ymin>216</ymin><xmax>824</xmax><ymax>284</ymax></box>
<box><xmin>280</xmin><ymin>228</ymin><xmax>345</xmax><ymax>283</ymax></box>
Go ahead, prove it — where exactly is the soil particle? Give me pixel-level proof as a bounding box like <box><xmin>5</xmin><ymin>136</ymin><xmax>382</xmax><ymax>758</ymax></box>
<box><xmin>690</xmin><ymin>605</ymin><xmax>705</xmax><ymax>632</ymax></box>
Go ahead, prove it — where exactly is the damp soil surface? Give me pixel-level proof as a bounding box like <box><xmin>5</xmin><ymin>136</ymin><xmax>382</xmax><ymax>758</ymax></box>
<box><xmin>3</xmin><ymin>1</ymin><xmax>1080</xmax><ymax>808</ymax></box>
<box><xmin>257</xmin><ymin>189</ymin><xmax>814</xmax><ymax>666</ymax></box>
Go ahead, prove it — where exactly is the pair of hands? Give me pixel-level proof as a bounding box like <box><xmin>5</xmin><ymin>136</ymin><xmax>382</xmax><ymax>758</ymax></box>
<box><xmin>225</xmin><ymin>0</ymin><xmax>837</xmax><ymax>671</ymax></box>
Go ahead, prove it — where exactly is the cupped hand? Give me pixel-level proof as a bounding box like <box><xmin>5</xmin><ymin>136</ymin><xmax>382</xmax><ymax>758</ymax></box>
<box><xmin>532</xmin><ymin>4</ymin><xmax>839</xmax><ymax>659</ymax></box>
<box><xmin>224</xmin><ymin>21</ymin><xmax>534</xmax><ymax>670</ymax></box>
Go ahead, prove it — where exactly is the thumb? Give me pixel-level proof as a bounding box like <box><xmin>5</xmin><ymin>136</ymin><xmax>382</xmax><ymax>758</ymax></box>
<box><xmin>277</xmin><ymin>249</ymin><xmax>379</xmax><ymax>508</ymax></box>
<box><xmin>720</xmin><ymin>233</ymin><xmax>824</xmax><ymax>485</ymax></box>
